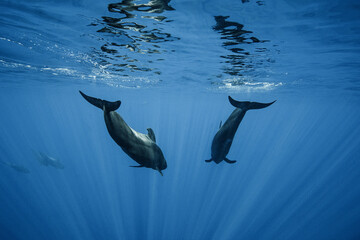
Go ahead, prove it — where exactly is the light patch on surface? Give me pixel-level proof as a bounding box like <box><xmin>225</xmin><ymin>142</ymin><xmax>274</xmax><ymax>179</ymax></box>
<box><xmin>0</xmin><ymin>59</ymin><xmax>160</xmax><ymax>88</ymax></box>
<box><xmin>0</xmin><ymin>60</ymin><xmax>33</xmax><ymax>69</ymax></box>
<box><xmin>41</xmin><ymin>67</ymin><xmax>78</xmax><ymax>76</ymax></box>
<box><xmin>218</xmin><ymin>77</ymin><xmax>283</xmax><ymax>92</ymax></box>
<box><xmin>88</xmin><ymin>67</ymin><xmax>161</xmax><ymax>88</ymax></box>
<box><xmin>0</xmin><ymin>37</ymin><xmax>24</xmax><ymax>46</ymax></box>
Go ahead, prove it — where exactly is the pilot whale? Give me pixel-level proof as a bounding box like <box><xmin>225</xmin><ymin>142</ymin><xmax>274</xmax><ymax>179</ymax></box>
<box><xmin>206</xmin><ymin>96</ymin><xmax>275</xmax><ymax>164</ymax></box>
<box><xmin>0</xmin><ymin>160</ymin><xmax>30</xmax><ymax>174</ymax></box>
<box><xmin>34</xmin><ymin>151</ymin><xmax>64</xmax><ymax>169</ymax></box>
<box><xmin>79</xmin><ymin>91</ymin><xmax>167</xmax><ymax>175</ymax></box>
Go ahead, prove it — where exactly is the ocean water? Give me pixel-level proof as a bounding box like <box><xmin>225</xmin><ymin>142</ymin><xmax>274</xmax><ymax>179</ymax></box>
<box><xmin>1</xmin><ymin>0</ymin><xmax>360</xmax><ymax>239</ymax></box>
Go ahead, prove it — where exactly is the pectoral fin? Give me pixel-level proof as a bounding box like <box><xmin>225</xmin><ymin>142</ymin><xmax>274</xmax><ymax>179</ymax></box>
<box><xmin>224</xmin><ymin>158</ymin><xmax>237</xmax><ymax>164</ymax></box>
<box><xmin>130</xmin><ymin>165</ymin><xmax>144</xmax><ymax>168</ymax></box>
<box><xmin>205</xmin><ymin>159</ymin><xmax>212</xmax><ymax>163</ymax></box>
<box><xmin>147</xmin><ymin>128</ymin><xmax>156</xmax><ymax>142</ymax></box>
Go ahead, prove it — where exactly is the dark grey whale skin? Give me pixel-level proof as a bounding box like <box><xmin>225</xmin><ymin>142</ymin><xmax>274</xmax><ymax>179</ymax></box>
<box><xmin>80</xmin><ymin>91</ymin><xmax>167</xmax><ymax>175</ymax></box>
<box><xmin>206</xmin><ymin>96</ymin><xmax>275</xmax><ymax>164</ymax></box>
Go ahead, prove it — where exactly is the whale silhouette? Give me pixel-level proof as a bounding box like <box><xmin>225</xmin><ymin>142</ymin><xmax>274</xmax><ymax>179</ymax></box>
<box><xmin>206</xmin><ymin>96</ymin><xmax>275</xmax><ymax>164</ymax></box>
<box><xmin>80</xmin><ymin>91</ymin><xmax>167</xmax><ymax>175</ymax></box>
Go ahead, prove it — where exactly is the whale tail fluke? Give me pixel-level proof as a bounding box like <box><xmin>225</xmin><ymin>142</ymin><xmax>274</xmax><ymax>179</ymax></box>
<box><xmin>79</xmin><ymin>91</ymin><xmax>121</xmax><ymax>112</ymax></box>
<box><xmin>228</xmin><ymin>96</ymin><xmax>276</xmax><ymax>111</ymax></box>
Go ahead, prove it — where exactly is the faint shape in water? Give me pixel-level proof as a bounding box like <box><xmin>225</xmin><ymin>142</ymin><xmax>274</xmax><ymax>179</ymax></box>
<box><xmin>35</xmin><ymin>152</ymin><xmax>64</xmax><ymax>169</ymax></box>
<box><xmin>90</xmin><ymin>0</ymin><xmax>179</xmax><ymax>77</ymax></box>
<box><xmin>206</xmin><ymin>96</ymin><xmax>275</xmax><ymax>164</ymax></box>
<box><xmin>0</xmin><ymin>160</ymin><xmax>30</xmax><ymax>174</ymax></box>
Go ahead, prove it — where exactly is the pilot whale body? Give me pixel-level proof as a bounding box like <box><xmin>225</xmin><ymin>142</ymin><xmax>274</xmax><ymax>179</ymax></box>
<box><xmin>0</xmin><ymin>160</ymin><xmax>30</xmax><ymax>174</ymax></box>
<box><xmin>206</xmin><ymin>96</ymin><xmax>275</xmax><ymax>164</ymax></box>
<box><xmin>35</xmin><ymin>152</ymin><xmax>64</xmax><ymax>169</ymax></box>
<box><xmin>79</xmin><ymin>91</ymin><xmax>167</xmax><ymax>175</ymax></box>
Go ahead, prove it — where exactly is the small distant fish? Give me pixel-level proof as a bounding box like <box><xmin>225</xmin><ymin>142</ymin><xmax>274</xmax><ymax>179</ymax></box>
<box><xmin>35</xmin><ymin>152</ymin><xmax>64</xmax><ymax>169</ymax></box>
<box><xmin>0</xmin><ymin>160</ymin><xmax>30</xmax><ymax>174</ymax></box>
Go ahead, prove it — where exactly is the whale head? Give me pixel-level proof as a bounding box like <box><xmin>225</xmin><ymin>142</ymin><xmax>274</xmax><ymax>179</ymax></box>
<box><xmin>154</xmin><ymin>147</ymin><xmax>167</xmax><ymax>176</ymax></box>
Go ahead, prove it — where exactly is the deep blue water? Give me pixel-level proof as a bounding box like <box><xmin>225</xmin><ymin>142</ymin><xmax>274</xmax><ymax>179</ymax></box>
<box><xmin>1</xmin><ymin>0</ymin><xmax>360</xmax><ymax>239</ymax></box>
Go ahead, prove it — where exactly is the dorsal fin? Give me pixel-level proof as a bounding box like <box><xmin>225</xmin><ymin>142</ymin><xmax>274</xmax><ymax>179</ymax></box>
<box><xmin>147</xmin><ymin>128</ymin><xmax>156</xmax><ymax>142</ymax></box>
<box><xmin>219</xmin><ymin>121</ymin><xmax>222</xmax><ymax>129</ymax></box>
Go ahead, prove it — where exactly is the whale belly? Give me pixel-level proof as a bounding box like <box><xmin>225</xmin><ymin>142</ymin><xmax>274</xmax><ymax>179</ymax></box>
<box><xmin>105</xmin><ymin>111</ymin><xmax>156</xmax><ymax>167</ymax></box>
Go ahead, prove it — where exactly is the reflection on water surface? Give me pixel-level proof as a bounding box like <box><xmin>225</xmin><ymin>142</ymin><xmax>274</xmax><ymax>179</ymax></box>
<box><xmin>213</xmin><ymin>15</ymin><xmax>271</xmax><ymax>77</ymax></box>
<box><xmin>91</xmin><ymin>0</ymin><xmax>179</xmax><ymax>76</ymax></box>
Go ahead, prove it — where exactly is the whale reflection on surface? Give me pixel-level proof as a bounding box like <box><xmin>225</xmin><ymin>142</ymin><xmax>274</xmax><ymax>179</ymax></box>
<box><xmin>91</xmin><ymin>0</ymin><xmax>179</xmax><ymax>76</ymax></box>
<box><xmin>213</xmin><ymin>15</ymin><xmax>274</xmax><ymax>82</ymax></box>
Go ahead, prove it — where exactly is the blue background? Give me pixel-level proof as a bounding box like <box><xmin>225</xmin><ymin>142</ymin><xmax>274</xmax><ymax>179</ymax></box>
<box><xmin>1</xmin><ymin>0</ymin><xmax>360</xmax><ymax>239</ymax></box>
